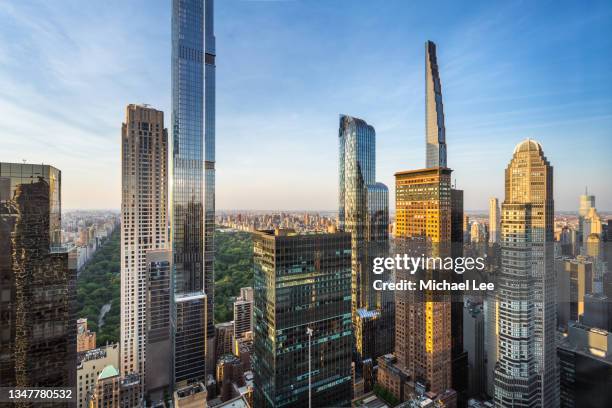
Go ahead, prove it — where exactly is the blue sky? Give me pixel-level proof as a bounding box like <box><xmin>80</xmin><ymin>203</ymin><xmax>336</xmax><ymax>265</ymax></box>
<box><xmin>0</xmin><ymin>0</ymin><xmax>610</xmax><ymax>211</ymax></box>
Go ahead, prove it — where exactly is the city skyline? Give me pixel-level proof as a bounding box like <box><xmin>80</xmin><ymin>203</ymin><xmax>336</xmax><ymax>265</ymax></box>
<box><xmin>1</xmin><ymin>0</ymin><xmax>611</xmax><ymax>211</ymax></box>
<box><xmin>1</xmin><ymin>1</ymin><xmax>611</xmax><ymax>407</ymax></box>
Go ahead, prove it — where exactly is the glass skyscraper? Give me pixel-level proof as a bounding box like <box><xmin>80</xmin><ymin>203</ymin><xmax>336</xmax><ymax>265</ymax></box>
<box><xmin>0</xmin><ymin>163</ymin><xmax>77</xmax><ymax>404</ymax></box>
<box><xmin>171</xmin><ymin>0</ymin><xmax>216</xmax><ymax>383</ymax></box>
<box><xmin>338</xmin><ymin>115</ymin><xmax>394</xmax><ymax>370</ymax></box>
<box><xmin>252</xmin><ymin>229</ymin><xmax>353</xmax><ymax>408</ymax></box>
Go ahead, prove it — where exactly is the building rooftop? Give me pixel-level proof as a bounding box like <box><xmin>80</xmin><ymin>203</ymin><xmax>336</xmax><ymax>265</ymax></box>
<box><xmin>559</xmin><ymin>322</ymin><xmax>612</xmax><ymax>362</ymax></box>
<box><xmin>215</xmin><ymin>395</ymin><xmax>250</xmax><ymax>408</ymax></box>
<box><xmin>513</xmin><ymin>138</ymin><xmax>543</xmax><ymax>154</ymax></box>
<box><xmin>175</xmin><ymin>382</ymin><xmax>206</xmax><ymax>399</ymax></box>
<box><xmin>394</xmin><ymin>167</ymin><xmax>452</xmax><ymax>177</ymax></box>
<box><xmin>353</xmin><ymin>392</ymin><xmax>390</xmax><ymax>408</ymax></box>
<box><xmin>98</xmin><ymin>365</ymin><xmax>119</xmax><ymax>380</ymax></box>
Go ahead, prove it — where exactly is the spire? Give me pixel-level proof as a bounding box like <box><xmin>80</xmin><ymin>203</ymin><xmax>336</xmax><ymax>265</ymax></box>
<box><xmin>425</xmin><ymin>40</ymin><xmax>447</xmax><ymax>168</ymax></box>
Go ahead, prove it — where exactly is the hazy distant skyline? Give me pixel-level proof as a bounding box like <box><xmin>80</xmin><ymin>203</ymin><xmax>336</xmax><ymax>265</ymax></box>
<box><xmin>1</xmin><ymin>0</ymin><xmax>611</xmax><ymax>211</ymax></box>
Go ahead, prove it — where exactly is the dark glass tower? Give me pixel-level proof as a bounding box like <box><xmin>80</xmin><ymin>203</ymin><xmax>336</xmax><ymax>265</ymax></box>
<box><xmin>171</xmin><ymin>0</ymin><xmax>216</xmax><ymax>383</ymax></box>
<box><xmin>338</xmin><ymin>115</ymin><xmax>394</xmax><ymax>369</ymax></box>
<box><xmin>252</xmin><ymin>230</ymin><xmax>353</xmax><ymax>408</ymax></box>
<box><xmin>145</xmin><ymin>249</ymin><xmax>173</xmax><ymax>404</ymax></box>
<box><xmin>425</xmin><ymin>40</ymin><xmax>447</xmax><ymax>168</ymax></box>
<box><xmin>0</xmin><ymin>163</ymin><xmax>77</xmax><ymax>403</ymax></box>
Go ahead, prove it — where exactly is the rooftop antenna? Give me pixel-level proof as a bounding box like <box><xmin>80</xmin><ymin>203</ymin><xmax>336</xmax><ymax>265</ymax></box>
<box><xmin>22</xmin><ymin>159</ymin><xmax>26</xmax><ymax>164</ymax></box>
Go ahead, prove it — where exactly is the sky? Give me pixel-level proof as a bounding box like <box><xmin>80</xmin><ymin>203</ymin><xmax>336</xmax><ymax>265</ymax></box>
<box><xmin>0</xmin><ymin>0</ymin><xmax>611</xmax><ymax>211</ymax></box>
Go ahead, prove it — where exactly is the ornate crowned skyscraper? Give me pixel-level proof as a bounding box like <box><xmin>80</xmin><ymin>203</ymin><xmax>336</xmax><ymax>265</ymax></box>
<box><xmin>425</xmin><ymin>40</ymin><xmax>447</xmax><ymax>168</ymax></box>
<box><xmin>171</xmin><ymin>0</ymin><xmax>216</xmax><ymax>384</ymax></box>
<box><xmin>338</xmin><ymin>115</ymin><xmax>394</xmax><ymax>370</ymax></box>
<box><xmin>494</xmin><ymin>139</ymin><xmax>557</xmax><ymax>407</ymax></box>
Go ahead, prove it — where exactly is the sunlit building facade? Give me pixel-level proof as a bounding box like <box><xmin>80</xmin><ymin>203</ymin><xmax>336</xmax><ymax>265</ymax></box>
<box><xmin>489</xmin><ymin>197</ymin><xmax>500</xmax><ymax>244</ymax></box>
<box><xmin>394</xmin><ymin>167</ymin><xmax>453</xmax><ymax>394</ymax></box>
<box><xmin>494</xmin><ymin>139</ymin><xmax>557</xmax><ymax>407</ymax></box>
<box><xmin>425</xmin><ymin>40</ymin><xmax>447</xmax><ymax>168</ymax></box>
<box><xmin>171</xmin><ymin>0</ymin><xmax>216</xmax><ymax>382</ymax></box>
<box><xmin>338</xmin><ymin>115</ymin><xmax>393</xmax><ymax>368</ymax></box>
<box><xmin>120</xmin><ymin>104</ymin><xmax>168</xmax><ymax>395</ymax></box>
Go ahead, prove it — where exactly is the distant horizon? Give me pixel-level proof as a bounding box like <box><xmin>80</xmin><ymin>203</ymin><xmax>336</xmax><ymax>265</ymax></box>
<box><xmin>62</xmin><ymin>207</ymin><xmax>612</xmax><ymax>216</ymax></box>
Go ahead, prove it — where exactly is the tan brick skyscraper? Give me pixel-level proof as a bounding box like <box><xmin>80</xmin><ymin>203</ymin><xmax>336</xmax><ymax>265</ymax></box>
<box><xmin>120</xmin><ymin>104</ymin><xmax>168</xmax><ymax>389</ymax></box>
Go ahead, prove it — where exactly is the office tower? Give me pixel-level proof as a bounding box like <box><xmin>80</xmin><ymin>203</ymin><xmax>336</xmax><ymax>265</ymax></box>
<box><xmin>338</xmin><ymin>114</ymin><xmax>393</xmax><ymax>366</ymax></box>
<box><xmin>464</xmin><ymin>300</ymin><xmax>486</xmax><ymax>398</ymax></box>
<box><xmin>558</xmin><ymin>322</ymin><xmax>612</xmax><ymax>407</ymax></box>
<box><xmin>556</xmin><ymin>257</ymin><xmax>572</xmax><ymax>331</ymax></box>
<box><xmin>484</xmin><ymin>291</ymin><xmax>498</xmax><ymax>398</ymax></box>
<box><xmin>171</xmin><ymin>0</ymin><xmax>216</xmax><ymax>382</ymax></box>
<box><xmin>215</xmin><ymin>321</ymin><xmax>235</xmax><ymax>362</ymax></box>
<box><xmin>216</xmin><ymin>354</ymin><xmax>245</xmax><ymax>401</ymax></box>
<box><xmin>559</xmin><ymin>226</ymin><xmax>573</xmax><ymax>256</ymax></box>
<box><xmin>77</xmin><ymin>318</ymin><xmax>97</xmax><ymax>352</ymax></box>
<box><xmin>145</xmin><ymin>249</ymin><xmax>173</xmax><ymax>403</ymax></box>
<box><xmin>425</xmin><ymin>40</ymin><xmax>447</xmax><ymax>168</ymax></box>
<box><xmin>376</xmin><ymin>354</ymin><xmax>410</xmax><ymax>402</ymax></box>
<box><xmin>233</xmin><ymin>287</ymin><xmax>253</xmax><ymax>339</ymax></box>
<box><xmin>450</xmin><ymin>188</ymin><xmax>468</xmax><ymax>404</ymax></box>
<box><xmin>565</xmin><ymin>256</ymin><xmax>593</xmax><ymax>322</ymax></box>
<box><xmin>494</xmin><ymin>139</ymin><xmax>557</xmax><ymax>407</ymax></box>
<box><xmin>583</xmin><ymin>292</ymin><xmax>611</xmax><ymax>331</ymax></box>
<box><xmin>77</xmin><ymin>344</ymin><xmax>120</xmax><ymax>408</ymax></box>
<box><xmin>120</xmin><ymin>104</ymin><xmax>168</xmax><ymax>392</ymax></box>
<box><xmin>451</xmin><ymin>189</ymin><xmax>464</xmax><ymax>248</ymax></box>
<box><xmin>578</xmin><ymin>188</ymin><xmax>595</xmax><ymax>242</ymax></box>
<box><xmin>583</xmin><ymin>206</ymin><xmax>602</xmax><ymax>256</ymax></box>
<box><xmin>463</xmin><ymin>214</ymin><xmax>471</xmax><ymax>243</ymax></box>
<box><xmin>394</xmin><ymin>167</ymin><xmax>453</xmax><ymax>394</ymax></box>
<box><xmin>252</xmin><ymin>229</ymin><xmax>352</xmax><ymax>408</ymax></box>
<box><xmin>234</xmin><ymin>332</ymin><xmax>254</xmax><ymax>372</ymax></box>
<box><xmin>0</xmin><ymin>163</ymin><xmax>77</xmax><ymax>395</ymax></box>
<box><xmin>488</xmin><ymin>198</ymin><xmax>500</xmax><ymax>244</ymax></box>
<box><xmin>395</xmin><ymin>167</ymin><xmax>452</xmax><ymax>242</ymax></box>
<box><xmin>471</xmin><ymin>222</ymin><xmax>484</xmax><ymax>244</ymax></box>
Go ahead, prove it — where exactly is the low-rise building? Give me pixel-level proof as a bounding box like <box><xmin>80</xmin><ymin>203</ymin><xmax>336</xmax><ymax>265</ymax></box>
<box><xmin>77</xmin><ymin>344</ymin><xmax>119</xmax><ymax>408</ymax></box>
<box><xmin>174</xmin><ymin>382</ymin><xmax>207</xmax><ymax>408</ymax></box>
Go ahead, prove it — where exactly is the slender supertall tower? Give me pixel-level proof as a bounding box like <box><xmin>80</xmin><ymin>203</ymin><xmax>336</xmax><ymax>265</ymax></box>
<box><xmin>338</xmin><ymin>115</ymin><xmax>393</xmax><ymax>370</ymax></box>
<box><xmin>494</xmin><ymin>139</ymin><xmax>557</xmax><ymax>407</ymax></box>
<box><xmin>120</xmin><ymin>104</ymin><xmax>168</xmax><ymax>393</ymax></box>
<box><xmin>425</xmin><ymin>40</ymin><xmax>447</xmax><ymax>168</ymax></box>
<box><xmin>171</xmin><ymin>0</ymin><xmax>216</xmax><ymax>384</ymax></box>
